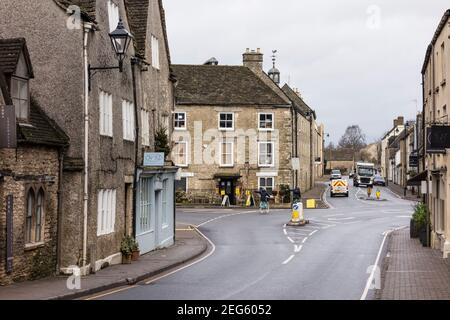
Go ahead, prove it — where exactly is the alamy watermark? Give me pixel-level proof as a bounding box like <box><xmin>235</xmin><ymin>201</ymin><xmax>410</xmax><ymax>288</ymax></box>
<box><xmin>366</xmin><ymin>5</ymin><xmax>382</xmax><ymax>30</ymax></box>
<box><xmin>66</xmin><ymin>265</ymin><xmax>81</xmax><ymax>290</ymax></box>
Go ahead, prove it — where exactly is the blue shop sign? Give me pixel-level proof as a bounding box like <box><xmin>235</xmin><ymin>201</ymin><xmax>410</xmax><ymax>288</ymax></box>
<box><xmin>144</xmin><ymin>152</ymin><xmax>165</xmax><ymax>167</ymax></box>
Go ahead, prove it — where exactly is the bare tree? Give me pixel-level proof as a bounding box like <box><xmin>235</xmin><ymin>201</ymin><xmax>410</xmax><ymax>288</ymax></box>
<box><xmin>338</xmin><ymin>125</ymin><xmax>367</xmax><ymax>151</ymax></box>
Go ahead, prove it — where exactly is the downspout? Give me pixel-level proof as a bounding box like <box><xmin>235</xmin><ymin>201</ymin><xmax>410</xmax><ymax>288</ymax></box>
<box><xmin>131</xmin><ymin>57</ymin><xmax>140</xmax><ymax>238</ymax></box>
<box><xmin>56</xmin><ymin>148</ymin><xmax>65</xmax><ymax>273</ymax></box>
<box><xmin>82</xmin><ymin>23</ymin><xmax>92</xmax><ymax>269</ymax></box>
<box><xmin>291</xmin><ymin>107</ymin><xmax>295</xmax><ymax>189</ymax></box>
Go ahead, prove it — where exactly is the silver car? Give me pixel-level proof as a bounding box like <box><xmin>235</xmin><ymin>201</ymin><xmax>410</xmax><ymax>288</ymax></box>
<box><xmin>330</xmin><ymin>170</ymin><xmax>342</xmax><ymax>180</ymax></box>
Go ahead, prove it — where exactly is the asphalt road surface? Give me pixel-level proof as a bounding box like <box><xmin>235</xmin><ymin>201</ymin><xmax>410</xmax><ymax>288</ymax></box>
<box><xmin>95</xmin><ymin>178</ymin><xmax>415</xmax><ymax>300</ymax></box>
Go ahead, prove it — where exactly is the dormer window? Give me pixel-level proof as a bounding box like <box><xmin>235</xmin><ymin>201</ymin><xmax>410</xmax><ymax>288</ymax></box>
<box><xmin>11</xmin><ymin>76</ymin><xmax>29</xmax><ymax>120</ymax></box>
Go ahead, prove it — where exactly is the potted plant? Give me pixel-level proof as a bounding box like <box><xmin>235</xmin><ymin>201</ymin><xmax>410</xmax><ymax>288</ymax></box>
<box><xmin>120</xmin><ymin>235</ymin><xmax>133</xmax><ymax>264</ymax></box>
<box><xmin>412</xmin><ymin>203</ymin><xmax>428</xmax><ymax>245</ymax></box>
<box><xmin>131</xmin><ymin>239</ymin><xmax>140</xmax><ymax>261</ymax></box>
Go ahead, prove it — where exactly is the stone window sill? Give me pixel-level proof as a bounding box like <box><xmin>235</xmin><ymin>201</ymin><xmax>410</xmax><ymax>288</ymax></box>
<box><xmin>24</xmin><ymin>242</ymin><xmax>45</xmax><ymax>251</ymax></box>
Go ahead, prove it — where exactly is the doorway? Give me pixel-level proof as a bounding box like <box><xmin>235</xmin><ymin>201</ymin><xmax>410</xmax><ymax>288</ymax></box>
<box><xmin>220</xmin><ymin>179</ymin><xmax>237</xmax><ymax>205</ymax></box>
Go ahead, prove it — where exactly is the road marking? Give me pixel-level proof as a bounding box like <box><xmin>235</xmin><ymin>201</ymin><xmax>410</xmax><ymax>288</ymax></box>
<box><xmin>328</xmin><ymin>217</ymin><xmax>355</xmax><ymax>221</ymax></box>
<box><xmin>283</xmin><ymin>255</ymin><xmax>295</xmax><ymax>265</ymax></box>
<box><xmin>86</xmin><ymin>225</ymin><xmax>216</xmax><ymax>300</ymax></box>
<box><xmin>309</xmin><ymin>230</ymin><xmax>318</xmax><ymax>236</ymax></box>
<box><xmin>323</xmin><ymin>185</ymin><xmax>335</xmax><ymax>209</ymax></box>
<box><xmin>283</xmin><ymin>229</ymin><xmax>287</xmax><ymax>235</ymax></box>
<box><xmin>287</xmin><ymin>237</ymin><xmax>295</xmax><ymax>244</ymax></box>
<box><xmin>360</xmin><ymin>226</ymin><xmax>408</xmax><ymax>300</ymax></box>
<box><xmin>196</xmin><ymin>210</ymin><xmax>257</xmax><ymax>228</ymax></box>
<box><xmin>302</xmin><ymin>238</ymin><xmax>308</xmax><ymax>244</ymax></box>
<box><xmin>396</xmin><ymin>215</ymin><xmax>412</xmax><ymax>219</ymax></box>
<box><xmin>325</xmin><ymin>214</ymin><xmax>345</xmax><ymax>218</ymax></box>
<box><xmin>294</xmin><ymin>245</ymin><xmax>303</xmax><ymax>253</ymax></box>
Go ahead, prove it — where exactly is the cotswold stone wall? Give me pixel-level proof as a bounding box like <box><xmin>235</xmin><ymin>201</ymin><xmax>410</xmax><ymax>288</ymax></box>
<box><xmin>0</xmin><ymin>146</ymin><xmax>60</xmax><ymax>285</ymax></box>
<box><xmin>174</xmin><ymin>105</ymin><xmax>294</xmax><ymax>204</ymax></box>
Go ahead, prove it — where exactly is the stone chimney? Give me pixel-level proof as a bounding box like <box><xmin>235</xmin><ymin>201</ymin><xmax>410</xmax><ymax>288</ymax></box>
<box><xmin>397</xmin><ymin>116</ymin><xmax>404</xmax><ymax>126</ymax></box>
<box><xmin>243</xmin><ymin>48</ymin><xmax>263</xmax><ymax>71</ymax></box>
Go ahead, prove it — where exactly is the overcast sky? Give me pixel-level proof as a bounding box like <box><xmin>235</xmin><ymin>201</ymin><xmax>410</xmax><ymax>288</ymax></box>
<box><xmin>164</xmin><ymin>0</ymin><xmax>449</xmax><ymax>144</ymax></box>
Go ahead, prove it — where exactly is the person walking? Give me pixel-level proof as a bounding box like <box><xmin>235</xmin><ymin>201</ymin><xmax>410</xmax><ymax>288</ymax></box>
<box><xmin>256</xmin><ymin>188</ymin><xmax>271</xmax><ymax>214</ymax></box>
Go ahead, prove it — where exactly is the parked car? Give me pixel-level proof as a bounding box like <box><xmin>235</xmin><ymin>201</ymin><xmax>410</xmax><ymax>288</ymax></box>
<box><xmin>330</xmin><ymin>170</ymin><xmax>342</xmax><ymax>180</ymax></box>
<box><xmin>373</xmin><ymin>175</ymin><xmax>386</xmax><ymax>186</ymax></box>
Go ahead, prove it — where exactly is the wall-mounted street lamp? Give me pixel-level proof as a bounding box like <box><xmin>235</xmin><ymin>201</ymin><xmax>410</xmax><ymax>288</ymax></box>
<box><xmin>88</xmin><ymin>19</ymin><xmax>133</xmax><ymax>90</ymax></box>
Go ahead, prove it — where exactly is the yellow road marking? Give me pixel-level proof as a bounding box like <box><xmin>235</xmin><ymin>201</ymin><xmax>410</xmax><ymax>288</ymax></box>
<box><xmin>84</xmin><ymin>285</ymin><xmax>139</xmax><ymax>300</ymax></box>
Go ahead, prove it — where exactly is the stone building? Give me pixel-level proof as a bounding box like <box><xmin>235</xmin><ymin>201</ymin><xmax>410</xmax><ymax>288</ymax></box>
<box><xmin>282</xmin><ymin>85</ymin><xmax>315</xmax><ymax>192</ymax></box>
<box><xmin>381</xmin><ymin>116</ymin><xmax>405</xmax><ymax>181</ymax></box>
<box><xmin>172</xmin><ymin>50</ymin><xmax>296</xmax><ymax>205</ymax></box>
<box><xmin>0</xmin><ymin>0</ymin><xmax>176</xmax><ymax>277</ymax></box>
<box><xmin>172</xmin><ymin>49</ymin><xmax>324</xmax><ymax>204</ymax></box>
<box><xmin>0</xmin><ymin>39</ymin><xmax>69</xmax><ymax>285</ymax></box>
<box><xmin>420</xmin><ymin>9</ymin><xmax>450</xmax><ymax>258</ymax></box>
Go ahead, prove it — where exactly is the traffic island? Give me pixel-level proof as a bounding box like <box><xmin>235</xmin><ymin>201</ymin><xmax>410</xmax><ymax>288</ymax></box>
<box><xmin>359</xmin><ymin>197</ymin><xmax>388</xmax><ymax>202</ymax></box>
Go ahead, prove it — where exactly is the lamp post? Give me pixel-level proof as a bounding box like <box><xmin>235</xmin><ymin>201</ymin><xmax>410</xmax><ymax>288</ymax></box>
<box><xmin>88</xmin><ymin>19</ymin><xmax>133</xmax><ymax>90</ymax></box>
<box><xmin>324</xmin><ymin>133</ymin><xmax>331</xmax><ymax>173</ymax></box>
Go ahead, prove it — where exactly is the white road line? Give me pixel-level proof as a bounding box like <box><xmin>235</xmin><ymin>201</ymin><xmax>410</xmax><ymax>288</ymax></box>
<box><xmin>287</xmin><ymin>237</ymin><xmax>295</xmax><ymax>244</ymax></box>
<box><xmin>309</xmin><ymin>230</ymin><xmax>318</xmax><ymax>236</ymax></box>
<box><xmin>144</xmin><ymin>226</ymin><xmax>216</xmax><ymax>285</ymax></box>
<box><xmin>325</xmin><ymin>214</ymin><xmax>345</xmax><ymax>218</ymax></box>
<box><xmin>283</xmin><ymin>229</ymin><xmax>287</xmax><ymax>235</ymax></box>
<box><xmin>322</xmin><ymin>186</ymin><xmax>335</xmax><ymax>210</ymax></box>
<box><xmin>302</xmin><ymin>238</ymin><xmax>308</xmax><ymax>244</ymax></box>
<box><xmin>283</xmin><ymin>255</ymin><xmax>295</xmax><ymax>265</ymax></box>
<box><xmin>196</xmin><ymin>211</ymin><xmax>256</xmax><ymax>228</ymax></box>
<box><xmin>294</xmin><ymin>245</ymin><xmax>303</xmax><ymax>253</ymax></box>
<box><xmin>360</xmin><ymin>226</ymin><xmax>408</xmax><ymax>300</ymax></box>
<box><xmin>86</xmin><ymin>226</ymin><xmax>216</xmax><ymax>300</ymax></box>
<box><xmin>328</xmin><ymin>217</ymin><xmax>355</xmax><ymax>221</ymax></box>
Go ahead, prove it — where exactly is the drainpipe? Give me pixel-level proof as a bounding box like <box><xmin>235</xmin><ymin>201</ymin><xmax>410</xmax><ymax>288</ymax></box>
<box><xmin>82</xmin><ymin>23</ymin><xmax>93</xmax><ymax>269</ymax></box>
<box><xmin>131</xmin><ymin>57</ymin><xmax>140</xmax><ymax>238</ymax></box>
<box><xmin>56</xmin><ymin>149</ymin><xmax>65</xmax><ymax>273</ymax></box>
<box><xmin>309</xmin><ymin>116</ymin><xmax>314</xmax><ymax>189</ymax></box>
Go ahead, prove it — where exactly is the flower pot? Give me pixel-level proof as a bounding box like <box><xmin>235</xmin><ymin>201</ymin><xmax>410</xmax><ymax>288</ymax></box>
<box><xmin>132</xmin><ymin>250</ymin><xmax>140</xmax><ymax>261</ymax></box>
<box><xmin>122</xmin><ymin>254</ymin><xmax>132</xmax><ymax>264</ymax></box>
<box><xmin>410</xmin><ymin>219</ymin><xmax>419</xmax><ymax>239</ymax></box>
<box><xmin>419</xmin><ymin>227</ymin><xmax>428</xmax><ymax>247</ymax></box>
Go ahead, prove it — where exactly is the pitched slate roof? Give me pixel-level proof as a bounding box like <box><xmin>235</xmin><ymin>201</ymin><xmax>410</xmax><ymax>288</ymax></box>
<box><xmin>124</xmin><ymin>0</ymin><xmax>149</xmax><ymax>58</ymax></box>
<box><xmin>0</xmin><ymin>38</ymin><xmax>34</xmax><ymax>77</ymax></box>
<box><xmin>125</xmin><ymin>0</ymin><xmax>172</xmax><ymax>64</ymax></box>
<box><xmin>422</xmin><ymin>9</ymin><xmax>449</xmax><ymax>74</ymax></box>
<box><xmin>282</xmin><ymin>84</ymin><xmax>314</xmax><ymax>118</ymax></box>
<box><xmin>17</xmin><ymin>97</ymin><xmax>70</xmax><ymax>147</ymax></box>
<box><xmin>53</xmin><ymin>0</ymin><xmax>97</xmax><ymax>22</ymax></box>
<box><xmin>172</xmin><ymin>64</ymin><xmax>291</xmax><ymax>106</ymax></box>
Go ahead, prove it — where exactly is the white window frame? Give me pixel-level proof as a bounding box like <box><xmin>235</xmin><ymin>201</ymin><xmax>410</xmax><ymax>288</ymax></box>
<box><xmin>11</xmin><ymin>76</ymin><xmax>30</xmax><ymax>121</ymax></box>
<box><xmin>151</xmin><ymin>35</ymin><xmax>160</xmax><ymax>70</ymax></box>
<box><xmin>107</xmin><ymin>0</ymin><xmax>120</xmax><ymax>33</ymax></box>
<box><xmin>174</xmin><ymin>112</ymin><xmax>187</xmax><ymax>130</ymax></box>
<box><xmin>258</xmin><ymin>141</ymin><xmax>275</xmax><ymax>167</ymax></box>
<box><xmin>258</xmin><ymin>112</ymin><xmax>274</xmax><ymax>131</ymax></box>
<box><xmin>100</xmin><ymin>91</ymin><xmax>113</xmax><ymax>137</ymax></box>
<box><xmin>141</xmin><ymin>109</ymin><xmax>150</xmax><ymax>146</ymax></box>
<box><xmin>122</xmin><ymin>100</ymin><xmax>135</xmax><ymax>141</ymax></box>
<box><xmin>258</xmin><ymin>177</ymin><xmax>275</xmax><ymax>193</ymax></box>
<box><xmin>218</xmin><ymin>112</ymin><xmax>234</xmax><ymax>131</ymax></box>
<box><xmin>173</xmin><ymin>141</ymin><xmax>189</xmax><ymax>167</ymax></box>
<box><xmin>97</xmin><ymin>189</ymin><xmax>117</xmax><ymax>236</ymax></box>
<box><xmin>220</xmin><ymin>140</ymin><xmax>234</xmax><ymax>167</ymax></box>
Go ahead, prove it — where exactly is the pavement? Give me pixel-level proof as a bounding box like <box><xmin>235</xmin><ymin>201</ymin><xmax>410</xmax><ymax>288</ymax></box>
<box><xmin>376</xmin><ymin>228</ymin><xmax>450</xmax><ymax>300</ymax></box>
<box><xmin>387</xmin><ymin>182</ymin><xmax>422</xmax><ymax>202</ymax></box>
<box><xmin>300</xmin><ymin>181</ymin><xmax>329</xmax><ymax>209</ymax></box>
<box><xmin>0</xmin><ymin>226</ymin><xmax>208</xmax><ymax>300</ymax></box>
<box><xmin>91</xmin><ymin>177</ymin><xmax>417</xmax><ymax>300</ymax></box>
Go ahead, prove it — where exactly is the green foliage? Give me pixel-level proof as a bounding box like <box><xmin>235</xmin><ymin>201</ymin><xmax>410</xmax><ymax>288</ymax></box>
<box><xmin>279</xmin><ymin>184</ymin><xmax>291</xmax><ymax>203</ymax></box>
<box><xmin>176</xmin><ymin>189</ymin><xmax>188</xmax><ymax>204</ymax></box>
<box><xmin>121</xmin><ymin>235</ymin><xmax>138</xmax><ymax>255</ymax></box>
<box><xmin>155</xmin><ymin>126</ymin><xmax>171</xmax><ymax>157</ymax></box>
<box><xmin>413</xmin><ymin>203</ymin><xmax>428</xmax><ymax>228</ymax></box>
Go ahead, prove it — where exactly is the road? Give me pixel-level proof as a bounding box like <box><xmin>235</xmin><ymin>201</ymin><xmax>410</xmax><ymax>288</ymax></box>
<box><xmin>94</xmin><ymin>179</ymin><xmax>415</xmax><ymax>300</ymax></box>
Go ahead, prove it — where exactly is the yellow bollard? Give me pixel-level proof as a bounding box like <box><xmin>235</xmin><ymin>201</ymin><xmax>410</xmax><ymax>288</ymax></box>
<box><xmin>291</xmin><ymin>202</ymin><xmax>304</xmax><ymax>223</ymax></box>
<box><xmin>376</xmin><ymin>189</ymin><xmax>381</xmax><ymax>200</ymax></box>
